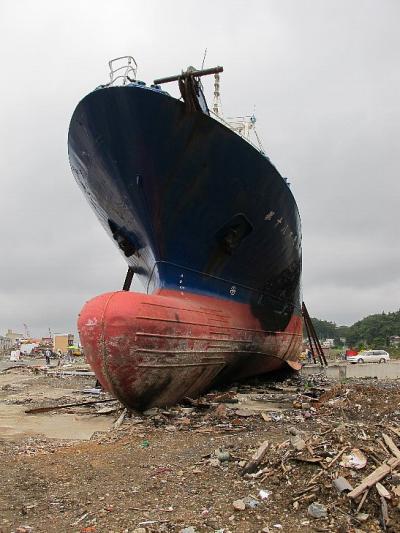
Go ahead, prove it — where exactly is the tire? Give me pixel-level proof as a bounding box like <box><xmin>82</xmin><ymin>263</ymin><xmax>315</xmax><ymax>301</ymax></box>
<box><xmin>357</xmin><ymin>358</ymin><xmax>364</xmax><ymax>363</ymax></box>
<box><xmin>379</xmin><ymin>358</ymin><xmax>386</xmax><ymax>363</ymax></box>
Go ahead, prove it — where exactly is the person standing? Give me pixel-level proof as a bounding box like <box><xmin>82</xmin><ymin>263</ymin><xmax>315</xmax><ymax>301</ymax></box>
<box><xmin>44</xmin><ymin>348</ymin><xmax>51</xmax><ymax>365</ymax></box>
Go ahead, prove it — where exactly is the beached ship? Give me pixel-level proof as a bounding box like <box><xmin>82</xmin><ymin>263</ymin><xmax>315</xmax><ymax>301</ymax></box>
<box><xmin>68</xmin><ymin>57</ymin><xmax>302</xmax><ymax>410</ymax></box>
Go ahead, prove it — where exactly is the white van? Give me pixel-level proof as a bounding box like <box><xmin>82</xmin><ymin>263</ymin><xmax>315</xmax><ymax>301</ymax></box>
<box><xmin>347</xmin><ymin>350</ymin><xmax>390</xmax><ymax>364</ymax></box>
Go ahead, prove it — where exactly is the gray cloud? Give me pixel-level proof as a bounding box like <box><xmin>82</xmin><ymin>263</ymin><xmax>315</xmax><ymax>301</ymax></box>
<box><xmin>1</xmin><ymin>0</ymin><xmax>399</xmax><ymax>336</ymax></box>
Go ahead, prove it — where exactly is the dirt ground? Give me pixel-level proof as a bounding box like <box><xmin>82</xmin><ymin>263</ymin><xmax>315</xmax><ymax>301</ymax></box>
<box><xmin>1</xmin><ymin>360</ymin><xmax>400</xmax><ymax>533</ymax></box>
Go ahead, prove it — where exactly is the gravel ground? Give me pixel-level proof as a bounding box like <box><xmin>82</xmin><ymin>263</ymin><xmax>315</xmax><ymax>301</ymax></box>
<box><xmin>1</xmin><ymin>364</ymin><xmax>400</xmax><ymax>532</ymax></box>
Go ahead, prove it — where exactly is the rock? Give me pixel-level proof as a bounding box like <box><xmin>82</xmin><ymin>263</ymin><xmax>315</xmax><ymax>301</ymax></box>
<box><xmin>133</xmin><ymin>529</ymin><xmax>147</xmax><ymax>533</ymax></box>
<box><xmin>213</xmin><ymin>404</ymin><xmax>228</xmax><ymax>418</ymax></box>
<box><xmin>215</xmin><ymin>448</ymin><xmax>230</xmax><ymax>462</ymax></box>
<box><xmin>308</xmin><ymin>502</ymin><xmax>328</xmax><ymax>519</ymax></box>
<box><xmin>232</xmin><ymin>499</ymin><xmax>246</xmax><ymax>511</ymax></box>
<box><xmin>180</xmin><ymin>528</ymin><xmax>196</xmax><ymax>533</ymax></box>
<box><xmin>356</xmin><ymin>513</ymin><xmax>369</xmax><ymax>522</ymax></box>
<box><xmin>290</xmin><ymin>434</ymin><xmax>306</xmax><ymax>451</ymax></box>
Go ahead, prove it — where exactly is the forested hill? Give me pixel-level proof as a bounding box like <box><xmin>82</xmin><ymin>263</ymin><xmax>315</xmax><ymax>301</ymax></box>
<box><xmin>308</xmin><ymin>310</ymin><xmax>400</xmax><ymax>348</ymax></box>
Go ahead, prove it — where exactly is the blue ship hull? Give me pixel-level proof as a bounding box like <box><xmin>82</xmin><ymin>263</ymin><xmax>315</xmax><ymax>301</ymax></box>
<box><xmin>68</xmin><ymin>83</ymin><xmax>302</xmax><ymax>337</ymax></box>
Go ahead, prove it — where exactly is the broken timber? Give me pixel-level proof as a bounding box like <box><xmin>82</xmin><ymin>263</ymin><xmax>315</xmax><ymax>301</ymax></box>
<box><xmin>241</xmin><ymin>440</ymin><xmax>269</xmax><ymax>475</ymax></box>
<box><xmin>382</xmin><ymin>433</ymin><xmax>400</xmax><ymax>459</ymax></box>
<box><xmin>347</xmin><ymin>457</ymin><xmax>400</xmax><ymax>499</ymax></box>
<box><xmin>25</xmin><ymin>398</ymin><xmax>118</xmax><ymax>414</ymax></box>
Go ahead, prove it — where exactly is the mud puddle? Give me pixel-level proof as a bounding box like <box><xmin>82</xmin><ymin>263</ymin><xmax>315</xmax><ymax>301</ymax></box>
<box><xmin>0</xmin><ymin>369</ymin><xmax>113</xmax><ymax>440</ymax></box>
<box><xmin>0</xmin><ymin>403</ymin><xmax>112</xmax><ymax>440</ymax></box>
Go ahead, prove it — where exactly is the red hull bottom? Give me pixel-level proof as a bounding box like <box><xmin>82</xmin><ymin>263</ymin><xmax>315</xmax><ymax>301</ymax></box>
<box><xmin>78</xmin><ymin>290</ymin><xmax>302</xmax><ymax>410</ymax></box>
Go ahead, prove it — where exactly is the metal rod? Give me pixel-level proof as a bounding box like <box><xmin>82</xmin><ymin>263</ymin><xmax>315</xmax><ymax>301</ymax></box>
<box><xmin>154</xmin><ymin>66</ymin><xmax>223</xmax><ymax>85</ymax></box>
<box><xmin>302</xmin><ymin>302</ymin><xmax>328</xmax><ymax>366</ymax></box>
<box><xmin>122</xmin><ymin>267</ymin><xmax>134</xmax><ymax>291</ymax></box>
<box><xmin>303</xmin><ymin>310</ymin><xmax>317</xmax><ymax>364</ymax></box>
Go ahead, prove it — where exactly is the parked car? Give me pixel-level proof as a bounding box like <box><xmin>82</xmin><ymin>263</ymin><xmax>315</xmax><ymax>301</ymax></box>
<box><xmin>346</xmin><ymin>350</ymin><xmax>390</xmax><ymax>364</ymax></box>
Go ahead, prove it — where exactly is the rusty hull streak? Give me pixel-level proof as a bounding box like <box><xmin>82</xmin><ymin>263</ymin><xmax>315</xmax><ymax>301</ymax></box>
<box><xmin>79</xmin><ymin>289</ymin><xmax>302</xmax><ymax>411</ymax></box>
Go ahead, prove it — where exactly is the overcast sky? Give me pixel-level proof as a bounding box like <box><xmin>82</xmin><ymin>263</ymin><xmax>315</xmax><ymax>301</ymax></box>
<box><xmin>1</xmin><ymin>0</ymin><xmax>399</xmax><ymax>336</ymax></box>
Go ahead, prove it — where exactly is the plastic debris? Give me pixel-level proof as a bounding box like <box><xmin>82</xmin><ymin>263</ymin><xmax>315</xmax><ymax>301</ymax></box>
<box><xmin>376</xmin><ymin>482</ymin><xmax>391</xmax><ymax>499</ymax></box>
<box><xmin>243</xmin><ymin>496</ymin><xmax>259</xmax><ymax>509</ymax></box>
<box><xmin>340</xmin><ymin>448</ymin><xmax>367</xmax><ymax>470</ymax></box>
<box><xmin>332</xmin><ymin>476</ymin><xmax>353</xmax><ymax>493</ymax></box>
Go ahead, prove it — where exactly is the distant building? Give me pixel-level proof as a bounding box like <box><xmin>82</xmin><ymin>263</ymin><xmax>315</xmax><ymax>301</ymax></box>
<box><xmin>0</xmin><ymin>336</ymin><xmax>13</xmax><ymax>350</ymax></box>
<box><xmin>53</xmin><ymin>333</ymin><xmax>74</xmax><ymax>354</ymax></box>
<box><xmin>390</xmin><ymin>336</ymin><xmax>400</xmax><ymax>347</ymax></box>
<box><xmin>5</xmin><ymin>329</ymin><xmax>24</xmax><ymax>343</ymax></box>
<box><xmin>322</xmin><ymin>338</ymin><xmax>335</xmax><ymax>348</ymax></box>
<box><xmin>20</xmin><ymin>342</ymin><xmax>39</xmax><ymax>355</ymax></box>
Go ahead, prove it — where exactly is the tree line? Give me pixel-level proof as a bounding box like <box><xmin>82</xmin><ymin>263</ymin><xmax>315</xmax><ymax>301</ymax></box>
<box><xmin>305</xmin><ymin>310</ymin><xmax>400</xmax><ymax>349</ymax></box>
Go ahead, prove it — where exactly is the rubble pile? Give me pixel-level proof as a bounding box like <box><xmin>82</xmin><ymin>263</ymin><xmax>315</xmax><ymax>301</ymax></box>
<box><xmin>1</xmin><ymin>362</ymin><xmax>400</xmax><ymax>532</ymax></box>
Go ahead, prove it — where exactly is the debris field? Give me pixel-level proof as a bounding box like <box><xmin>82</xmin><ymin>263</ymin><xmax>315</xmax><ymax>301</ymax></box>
<box><xmin>1</xmin><ymin>362</ymin><xmax>400</xmax><ymax>533</ymax></box>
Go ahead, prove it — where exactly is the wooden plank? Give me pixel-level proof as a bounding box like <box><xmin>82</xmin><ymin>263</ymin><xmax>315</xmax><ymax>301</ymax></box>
<box><xmin>25</xmin><ymin>398</ymin><xmax>117</xmax><ymax>414</ymax></box>
<box><xmin>382</xmin><ymin>433</ymin><xmax>400</xmax><ymax>459</ymax></box>
<box><xmin>327</xmin><ymin>446</ymin><xmax>349</xmax><ymax>469</ymax></box>
<box><xmin>241</xmin><ymin>440</ymin><xmax>269</xmax><ymax>475</ymax></box>
<box><xmin>356</xmin><ymin>489</ymin><xmax>369</xmax><ymax>513</ymax></box>
<box><xmin>348</xmin><ymin>458</ymin><xmax>400</xmax><ymax>499</ymax></box>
